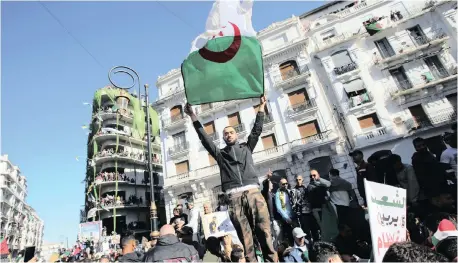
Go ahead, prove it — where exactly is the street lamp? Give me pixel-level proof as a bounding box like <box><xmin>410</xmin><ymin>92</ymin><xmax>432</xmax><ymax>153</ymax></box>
<box><xmin>108</xmin><ymin>66</ymin><xmax>159</xmax><ymax>239</ymax></box>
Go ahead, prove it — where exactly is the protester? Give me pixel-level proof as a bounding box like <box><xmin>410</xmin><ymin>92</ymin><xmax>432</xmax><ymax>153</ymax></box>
<box><xmin>411</xmin><ymin>137</ymin><xmax>447</xmax><ymax>199</ymax></box>
<box><xmin>184</xmin><ymin>96</ymin><xmax>277</xmax><ymax>262</ymax></box>
<box><xmin>308</xmin><ymin>241</ymin><xmax>343</xmax><ymax>262</ymax></box>
<box><xmin>117</xmin><ymin>235</ymin><xmax>142</xmax><ymax>262</ymax></box>
<box><xmin>440</xmin><ymin>132</ymin><xmax>457</xmax><ymax>173</ymax></box>
<box><xmin>328</xmin><ymin>169</ymin><xmax>352</xmax><ymax>225</ymax></box>
<box><xmin>382</xmin><ymin>241</ymin><xmax>448</xmax><ymax>262</ymax></box>
<box><xmin>178</xmin><ymin>226</ymin><xmax>206</xmax><ymax>259</ymax></box>
<box><xmin>262</xmin><ymin>170</ymin><xmax>283</xmax><ymax>249</ymax></box>
<box><xmin>333</xmin><ymin>223</ymin><xmax>370</xmax><ymax>261</ymax></box>
<box><xmin>215</xmin><ymin>193</ymin><xmax>230</xmax><ymax>212</ymax></box>
<box><xmin>275</xmin><ymin>177</ymin><xmax>295</xmax><ymax>244</ymax></box>
<box><xmin>391</xmin><ymin>154</ymin><xmax>420</xmax><ymax>204</ymax></box>
<box><xmin>283</xmin><ymin>228</ymin><xmax>310</xmax><ymax>262</ymax></box>
<box><xmin>143</xmin><ymin>224</ymin><xmax>199</xmax><ymax>262</ymax></box>
<box><xmin>349</xmin><ymin>150</ymin><xmax>377</xmax><ymax>206</ymax></box>
<box><xmin>293</xmin><ymin>174</ymin><xmax>317</xmax><ymax>242</ymax></box>
<box><xmin>99</xmin><ymin>255</ymin><xmax>110</xmax><ymax>263</ymax></box>
<box><xmin>184</xmin><ymin>199</ymin><xmax>201</xmax><ymax>242</ymax></box>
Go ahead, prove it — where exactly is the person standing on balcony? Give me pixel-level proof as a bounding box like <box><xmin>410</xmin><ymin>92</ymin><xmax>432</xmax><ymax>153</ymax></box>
<box><xmin>184</xmin><ymin>95</ymin><xmax>278</xmax><ymax>262</ymax></box>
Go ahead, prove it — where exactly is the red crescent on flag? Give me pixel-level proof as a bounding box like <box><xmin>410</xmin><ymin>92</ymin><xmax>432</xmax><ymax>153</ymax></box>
<box><xmin>199</xmin><ymin>22</ymin><xmax>241</xmax><ymax>63</ymax></box>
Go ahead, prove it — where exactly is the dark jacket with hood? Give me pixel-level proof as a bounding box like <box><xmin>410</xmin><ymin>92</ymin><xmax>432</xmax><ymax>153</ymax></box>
<box><xmin>118</xmin><ymin>251</ymin><xmax>143</xmax><ymax>262</ymax></box>
<box><xmin>143</xmin><ymin>234</ymin><xmax>199</xmax><ymax>262</ymax></box>
<box><xmin>194</xmin><ymin>112</ymin><xmax>264</xmax><ymax>192</ymax></box>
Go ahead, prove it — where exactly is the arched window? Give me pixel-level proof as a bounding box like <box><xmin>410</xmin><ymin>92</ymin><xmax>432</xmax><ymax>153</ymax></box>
<box><xmin>331</xmin><ymin>50</ymin><xmax>353</xmax><ymax>69</ymax></box>
<box><xmin>279</xmin><ymin>60</ymin><xmax>300</xmax><ymax>80</ymax></box>
<box><xmin>170</xmin><ymin>105</ymin><xmax>183</xmax><ymax>121</ymax></box>
<box><xmin>308</xmin><ymin>156</ymin><xmax>333</xmax><ymax>180</ymax></box>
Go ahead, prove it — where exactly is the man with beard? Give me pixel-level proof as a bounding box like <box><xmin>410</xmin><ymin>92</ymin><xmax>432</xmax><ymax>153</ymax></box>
<box><xmin>293</xmin><ymin>175</ymin><xmax>317</xmax><ymax>242</ymax></box>
<box><xmin>184</xmin><ymin>95</ymin><xmax>277</xmax><ymax>262</ymax></box>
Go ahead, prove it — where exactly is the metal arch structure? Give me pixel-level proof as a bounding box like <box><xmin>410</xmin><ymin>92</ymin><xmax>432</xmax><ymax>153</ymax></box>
<box><xmin>108</xmin><ymin>66</ymin><xmax>142</xmax><ymax>97</ymax></box>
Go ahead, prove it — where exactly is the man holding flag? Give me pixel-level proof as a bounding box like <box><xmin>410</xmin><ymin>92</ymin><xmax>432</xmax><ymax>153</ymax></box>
<box><xmin>184</xmin><ymin>95</ymin><xmax>277</xmax><ymax>262</ymax></box>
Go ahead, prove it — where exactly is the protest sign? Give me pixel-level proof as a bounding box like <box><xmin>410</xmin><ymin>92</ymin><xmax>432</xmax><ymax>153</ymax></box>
<box><xmin>202</xmin><ymin>211</ymin><xmax>241</xmax><ymax>245</ymax></box>
<box><xmin>79</xmin><ymin>221</ymin><xmax>102</xmax><ymax>242</ymax></box>
<box><xmin>365</xmin><ymin>179</ymin><xmax>407</xmax><ymax>262</ymax></box>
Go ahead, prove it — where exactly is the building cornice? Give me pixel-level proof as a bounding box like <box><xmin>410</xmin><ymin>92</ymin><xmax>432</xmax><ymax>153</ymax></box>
<box><xmin>263</xmin><ymin>38</ymin><xmax>309</xmax><ymax>64</ymax></box>
<box><xmin>257</xmin><ymin>16</ymin><xmax>298</xmax><ymax>38</ymax></box>
<box><xmin>156</xmin><ymin>68</ymin><xmax>181</xmax><ymax>86</ymax></box>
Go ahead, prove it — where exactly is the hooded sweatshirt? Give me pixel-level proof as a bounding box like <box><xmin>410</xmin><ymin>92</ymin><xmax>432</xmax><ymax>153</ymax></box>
<box><xmin>143</xmin><ymin>234</ymin><xmax>199</xmax><ymax>262</ymax></box>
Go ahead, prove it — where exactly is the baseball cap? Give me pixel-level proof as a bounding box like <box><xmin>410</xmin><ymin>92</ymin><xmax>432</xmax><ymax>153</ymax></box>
<box><xmin>292</xmin><ymin>227</ymin><xmax>307</xmax><ymax>239</ymax></box>
<box><xmin>349</xmin><ymin>150</ymin><xmax>363</xmax><ymax>157</ymax></box>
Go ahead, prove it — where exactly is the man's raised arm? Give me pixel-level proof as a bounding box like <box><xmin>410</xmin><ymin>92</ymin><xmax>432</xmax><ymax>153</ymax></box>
<box><xmin>247</xmin><ymin>94</ymin><xmax>267</xmax><ymax>152</ymax></box>
<box><xmin>185</xmin><ymin>103</ymin><xmax>220</xmax><ymax>158</ymax></box>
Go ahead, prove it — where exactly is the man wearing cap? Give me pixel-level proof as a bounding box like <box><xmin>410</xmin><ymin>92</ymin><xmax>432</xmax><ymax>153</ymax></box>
<box><xmin>284</xmin><ymin>228</ymin><xmax>309</xmax><ymax>262</ymax></box>
<box><xmin>349</xmin><ymin>150</ymin><xmax>377</xmax><ymax>206</ymax></box>
<box><xmin>185</xmin><ymin>96</ymin><xmax>277</xmax><ymax>262</ymax></box>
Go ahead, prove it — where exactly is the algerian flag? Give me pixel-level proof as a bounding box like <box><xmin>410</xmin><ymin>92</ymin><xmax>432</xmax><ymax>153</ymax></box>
<box><xmin>182</xmin><ymin>0</ymin><xmax>264</xmax><ymax>105</ymax></box>
<box><xmin>432</xmin><ymin>219</ymin><xmax>458</xmax><ymax>247</ymax></box>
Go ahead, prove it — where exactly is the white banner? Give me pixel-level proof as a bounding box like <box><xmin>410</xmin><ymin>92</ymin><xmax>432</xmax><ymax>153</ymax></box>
<box><xmin>364</xmin><ymin>179</ymin><xmax>407</xmax><ymax>262</ymax></box>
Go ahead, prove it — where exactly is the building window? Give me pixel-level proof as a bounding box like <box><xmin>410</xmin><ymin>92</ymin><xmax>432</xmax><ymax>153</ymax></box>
<box><xmin>170</xmin><ymin>105</ymin><xmax>184</xmax><ymax>121</ymax></box>
<box><xmin>343</xmin><ymin>79</ymin><xmax>371</xmax><ymax>108</ymax></box>
<box><xmin>424</xmin><ymin>56</ymin><xmax>448</xmax><ymax>80</ymax></box>
<box><xmin>288</xmin><ymin>88</ymin><xmax>309</xmax><ymax>106</ymax></box>
<box><xmin>298</xmin><ymin>120</ymin><xmax>320</xmax><ymax>138</ymax></box>
<box><xmin>389</xmin><ymin>67</ymin><xmax>412</xmax><ymax>90</ymax></box>
<box><xmin>331</xmin><ymin>50</ymin><xmax>356</xmax><ymax>75</ymax></box>
<box><xmin>208</xmin><ymin>154</ymin><xmax>217</xmax><ymax>166</ymax></box>
<box><xmin>204</xmin><ymin>121</ymin><xmax>218</xmax><ymax>141</ymax></box>
<box><xmin>175</xmin><ymin>161</ymin><xmax>189</xmax><ymax>175</ymax></box>
<box><xmin>279</xmin><ymin>60</ymin><xmax>300</xmax><ymax>80</ymax></box>
<box><xmin>261</xmin><ymin>134</ymin><xmax>277</xmax><ymax>149</ymax></box>
<box><xmin>407</xmin><ymin>25</ymin><xmax>427</xmax><ymax>46</ymax></box>
<box><xmin>408</xmin><ymin>104</ymin><xmax>430</xmax><ymax>129</ymax></box>
<box><xmin>374</xmin><ymin>38</ymin><xmax>395</xmax><ymax>58</ymax></box>
<box><xmin>446</xmin><ymin>94</ymin><xmax>457</xmax><ymax>110</ymax></box>
<box><xmin>321</xmin><ymin>29</ymin><xmax>336</xmax><ymax>41</ymax></box>
<box><xmin>357</xmin><ymin>113</ymin><xmax>381</xmax><ymax>131</ymax></box>
<box><xmin>308</xmin><ymin>156</ymin><xmax>333</xmax><ymax>180</ymax></box>
<box><xmin>173</xmin><ymin>131</ymin><xmax>186</xmax><ymax>146</ymax></box>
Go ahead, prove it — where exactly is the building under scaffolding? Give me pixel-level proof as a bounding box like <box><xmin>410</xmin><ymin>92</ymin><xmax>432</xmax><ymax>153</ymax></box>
<box><xmin>82</xmin><ymin>86</ymin><xmax>166</xmax><ymax>240</ymax></box>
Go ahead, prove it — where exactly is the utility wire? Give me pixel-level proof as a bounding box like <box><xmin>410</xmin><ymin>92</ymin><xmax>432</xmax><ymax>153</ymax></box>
<box><xmin>155</xmin><ymin>1</ymin><xmax>198</xmax><ymax>31</ymax></box>
<box><xmin>38</xmin><ymin>1</ymin><xmax>105</xmax><ymax>69</ymax></box>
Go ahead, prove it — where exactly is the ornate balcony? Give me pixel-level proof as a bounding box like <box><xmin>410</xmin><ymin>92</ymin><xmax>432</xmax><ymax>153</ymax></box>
<box><xmin>233</xmin><ymin>123</ymin><xmax>246</xmax><ymax>135</ymax></box>
<box><xmin>168</xmin><ymin>142</ymin><xmax>190</xmax><ymax>158</ymax></box>
<box><xmin>252</xmin><ymin>144</ymin><xmax>288</xmax><ymax>164</ymax></box>
<box><xmin>289</xmin><ymin>131</ymin><xmax>335</xmax><ymax>152</ymax></box>
<box><xmin>287</xmin><ymin>99</ymin><xmax>318</xmax><ymax>120</ymax></box>
<box><xmin>353</xmin><ymin>126</ymin><xmax>393</xmax><ymax>147</ymax></box>
<box><xmin>162</xmin><ymin>114</ymin><xmax>186</xmax><ymax>130</ymax></box>
<box><xmin>273</xmin><ymin>66</ymin><xmax>311</xmax><ymax>91</ymax></box>
<box><xmin>333</xmin><ymin>62</ymin><xmax>358</xmax><ymax>76</ymax></box>
<box><xmin>405</xmin><ymin>110</ymin><xmax>457</xmax><ymax>132</ymax></box>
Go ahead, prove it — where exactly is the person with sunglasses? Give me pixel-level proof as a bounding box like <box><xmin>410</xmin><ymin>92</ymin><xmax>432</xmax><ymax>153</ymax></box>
<box><xmin>293</xmin><ymin>175</ymin><xmax>319</xmax><ymax>243</ymax></box>
<box><xmin>275</xmin><ymin>177</ymin><xmax>295</xmax><ymax>244</ymax></box>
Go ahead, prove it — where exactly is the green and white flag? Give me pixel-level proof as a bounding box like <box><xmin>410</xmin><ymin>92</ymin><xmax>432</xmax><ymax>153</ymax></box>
<box><xmin>182</xmin><ymin>0</ymin><xmax>264</xmax><ymax>105</ymax></box>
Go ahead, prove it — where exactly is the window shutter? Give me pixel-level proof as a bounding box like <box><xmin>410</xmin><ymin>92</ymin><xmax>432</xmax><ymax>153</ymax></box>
<box><xmin>298</xmin><ymin>121</ymin><xmax>319</xmax><ymax>138</ymax></box>
<box><xmin>228</xmin><ymin>113</ymin><xmax>240</xmax><ymax>126</ymax></box>
<box><xmin>204</xmin><ymin>122</ymin><xmax>215</xmax><ymax>134</ymax></box>
<box><xmin>175</xmin><ymin>161</ymin><xmax>189</xmax><ymax>175</ymax></box>
<box><xmin>262</xmin><ymin>134</ymin><xmax>277</xmax><ymax>149</ymax></box>
<box><xmin>288</xmin><ymin>89</ymin><xmax>307</xmax><ymax>105</ymax></box>
<box><xmin>170</xmin><ymin>106</ymin><xmax>182</xmax><ymax>117</ymax></box>
<box><xmin>358</xmin><ymin>115</ymin><xmax>377</xmax><ymax>129</ymax></box>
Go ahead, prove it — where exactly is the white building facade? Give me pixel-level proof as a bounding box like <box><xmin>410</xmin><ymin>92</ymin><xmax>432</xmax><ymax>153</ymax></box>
<box><xmin>0</xmin><ymin>155</ymin><xmax>44</xmax><ymax>251</ymax></box>
<box><xmin>155</xmin><ymin>0</ymin><xmax>457</xmax><ymax>222</ymax></box>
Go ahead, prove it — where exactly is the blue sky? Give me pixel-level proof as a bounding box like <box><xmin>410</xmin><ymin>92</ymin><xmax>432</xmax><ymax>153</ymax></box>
<box><xmin>1</xmin><ymin>1</ymin><xmax>324</xmax><ymax>245</ymax></box>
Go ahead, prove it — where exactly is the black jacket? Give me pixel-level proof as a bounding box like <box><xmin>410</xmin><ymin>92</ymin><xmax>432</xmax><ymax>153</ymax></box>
<box><xmin>143</xmin><ymin>235</ymin><xmax>199</xmax><ymax>262</ymax></box>
<box><xmin>118</xmin><ymin>252</ymin><xmax>143</xmax><ymax>262</ymax></box>
<box><xmin>194</xmin><ymin>112</ymin><xmax>264</xmax><ymax>192</ymax></box>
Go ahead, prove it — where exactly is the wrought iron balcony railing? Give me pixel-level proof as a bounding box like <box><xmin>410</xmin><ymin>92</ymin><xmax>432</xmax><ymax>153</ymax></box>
<box><xmin>333</xmin><ymin>62</ymin><xmax>358</xmax><ymax>75</ymax></box>
<box><xmin>288</xmin><ymin>99</ymin><xmax>317</xmax><ymax>114</ymax></box>
<box><xmin>168</xmin><ymin>142</ymin><xmax>190</xmax><ymax>156</ymax></box>
<box><xmin>233</xmin><ymin>123</ymin><xmax>246</xmax><ymax>134</ymax></box>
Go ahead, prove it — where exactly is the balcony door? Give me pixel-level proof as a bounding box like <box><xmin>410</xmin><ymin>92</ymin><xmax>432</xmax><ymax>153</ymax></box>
<box><xmin>389</xmin><ymin>67</ymin><xmax>412</xmax><ymax>90</ymax></box>
<box><xmin>175</xmin><ymin>161</ymin><xmax>189</xmax><ymax>175</ymax></box>
<box><xmin>424</xmin><ymin>56</ymin><xmax>448</xmax><ymax>80</ymax></box>
<box><xmin>288</xmin><ymin>89</ymin><xmax>309</xmax><ymax>110</ymax></box>
<box><xmin>357</xmin><ymin>113</ymin><xmax>381</xmax><ymax>132</ymax></box>
<box><xmin>173</xmin><ymin>132</ymin><xmax>186</xmax><ymax>148</ymax></box>
<box><xmin>261</xmin><ymin>134</ymin><xmax>277</xmax><ymax>150</ymax></box>
<box><xmin>204</xmin><ymin>121</ymin><xmax>216</xmax><ymax>135</ymax></box>
<box><xmin>279</xmin><ymin>60</ymin><xmax>299</xmax><ymax>80</ymax></box>
<box><xmin>374</xmin><ymin>38</ymin><xmax>395</xmax><ymax>58</ymax></box>
<box><xmin>298</xmin><ymin>120</ymin><xmax>320</xmax><ymax>139</ymax></box>
<box><xmin>331</xmin><ymin>50</ymin><xmax>353</xmax><ymax>68</ymax></box>
<box><xmin>407</xmin><ymin>25</ymin><xmax>427</xmax><ymax>46</ymax></box>
<box><xmin>308</xmin><ymin>156</ymin><xmax>333</xmax><ymax>180</ymax></box>
<box><xmin>343</xmin><ymin>78</ymin><xmax>369</xmax><ymax>107</ymax></box>
<box><xmin>408</xmin><ymin>104</ymin><xmax>430</xmax><ymax>129</ymax></box>
<box><xmin>170</xmin><ymin>105</ymin><xmax>183</xmax><ymax>121</ymax></box>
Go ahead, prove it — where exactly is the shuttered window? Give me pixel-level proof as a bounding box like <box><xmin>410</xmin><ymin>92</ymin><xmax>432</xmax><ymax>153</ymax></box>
<box><xmin>204</xmin><ymin>121</ymin><xmax>216</xmax><ymax>135</ymax></box>
<box><xmin>357</xmin><ymin>113</ymin><xmax>380</xmax><ymax>129</ymax></box>
<box><xmin>262</xmin><ymin>134</ymin><xmax>277</xmax><ymax>149</ymax></box>
<box><xmin>288</xmin><ymin>89</ymin><xmax>308</xmax><ymax>106</ymax></box>
<box><xmin>228</xmin><ymin>113</ymin><xmax>241</xmax><ymax>126</ymax></box>
<box><xmin>298</xmin><ymin>121</ymin><xmax>319</xmax><ymax>138</ymax></box>
<box><xmin>208</xmin><ymin>154</ymin><xmax>217</xmax><ymax>166</ymax></box>
<box><xmin>170</xmin><ymin>105</ymin><xmax>182</xmax><ymax>117</ymax></box>
<box><xmin>175</xmin><ymin>161</ymin><xmax>189</xmax><ymax>175</ymax></box>
<box><xmin>279</xmin><ymin>60</ymin><xmax>299</xmax><ymax>80</ymax></box>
